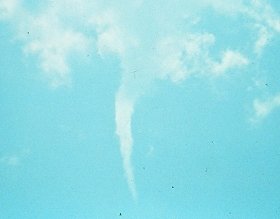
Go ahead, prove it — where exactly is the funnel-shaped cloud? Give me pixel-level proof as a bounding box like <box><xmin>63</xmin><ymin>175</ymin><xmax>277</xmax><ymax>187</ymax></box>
<box><xmin>115</xmin><ymin>90</ymin><xmax>137</xmax><ymax>199</ymax></box>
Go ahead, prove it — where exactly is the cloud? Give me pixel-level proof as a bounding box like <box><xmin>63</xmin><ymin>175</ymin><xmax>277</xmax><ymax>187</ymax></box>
<box><xmin>90</xmin><ymin>10</ymin><xmax>127</xmax><ymax>56</ymax></box>
<box><xmin>0</xmin><ymin>155</ymin><xmax>20</xmax><ymax>166</ymax></box>
<box><xmin>0</xmin><ymin>1</ymin><xmax>91</xmax><ymax>87</ymax></box>
<box><xmin>89</xmin><ymin>9</ymin><xmax>140</xmax><ymax>198</ymax></box>
<box><xmin>21</xmin><ymin>9</ymin><xmax>90</xmax><ymax>87</ymax></box>
<box><xmin>0</xmin><ymin>0</ymin><xmax>19</xmax><ymax>19</ymax></box>
<box><xmin>0</xmin><ymin>148</ymin><xmax>30</xmax><ymax>167</ymax></box>
<box><xmin>246</xmin><ymin>0</ymin><xmax>280</xmax><ymax>32</ymax></box>
<box><xmin>146</xmin><ymin>145</ymin><xmax>154</xmax><ymax>157</ymax></box>
<box><xmin>207</xmin><ymin>0</ymin><xmax>280</xmax><ymax>54</ymax></box>
<box><xmin>156</xmin><ymin>33</ymin><xmax>215</xmax><ymax>82</ymax></box>
<box><xmin>205</xmin><ymin>0</ymin><xmax>244</xmax><ymax>14</ymax></box>
<box><xmin>115</xmin><ymin>90</ymin><xmax>137</xmax><ymax>200</ymax></box>
<box><xmin>254</xmin><ymin>25</ymin><xmax>272</xmax><ymax>55</ymax></box>
<box><xmin>243</xmin><ymin>0</ymin><xmax>280</xmax><ymax>54</ymax></box>
<box><xmin>156</xmin><ymin>34</ymin><xmax>248</xmax><ymax>81</ymax></box>
<box><xmin>210</xmin><ymin>50</ymin><xmax>249</xmax><ymax>75</ymax></box>
<box><xmin>251</xmin><ymin>93</ymin><xmax>280</xmax><ymax>122</ymax></box>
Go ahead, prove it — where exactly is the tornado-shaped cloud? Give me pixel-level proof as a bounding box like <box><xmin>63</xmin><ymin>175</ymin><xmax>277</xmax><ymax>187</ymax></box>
<box><xmin>115</xmin><ymin>89</ymin><xmax>137</xmax><ymax>199</ymax></box>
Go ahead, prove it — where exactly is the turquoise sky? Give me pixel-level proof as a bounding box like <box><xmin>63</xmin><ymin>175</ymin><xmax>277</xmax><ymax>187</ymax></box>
<box><xmin>1</xmin><ymin>0</ymin><xmax>280</xmax><ymax>218</ymax></box>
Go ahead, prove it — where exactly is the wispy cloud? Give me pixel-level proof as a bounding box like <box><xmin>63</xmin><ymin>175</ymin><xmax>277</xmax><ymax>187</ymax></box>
<box><xmin>146</xmin><ymin>145</ymin><xmax>154</xmax><ymax>157</ymax></box>
<box><xmin>156</xmin><ymin>33</ymin><xmax>215</xmax><ymax>82</ymax></box>
<box><xmin>251</xmin><ymin>93</ymin><xmax>280</xmax><ymax>122</ymax></box>
<box><xmin>245</xmin><ymin>0</ymin><xmax>280</xmax><ymax>33</ymax></box>
<box><xmin>0</xmin><ymin>0</ymin><xmax>19</xmax><ymax>19</ymax></box>
<box><xmin>0</xmin><ymin>148</ymin><xmax>30</xmax><ymax>167</ymax></box>
<box><xmin>90</xmin><ymin>10</ymin><xmax>130</xmax><ymax>57</ymax></box>
<box><xmin>0</xmin><ymin>155</ymin><xmax>20</xmax><ymax>166</ymax></box>
<box><xmin>21</xmin><ymin>9</ymin><xmax>90</xmax><ymax>87</ymax></box>
<box><xmin>156</xmin><ymin>34</ymin><xmax>248</xmax><ymax>81</ymax></box>
<box><xmin>208</xmin><ymin>0</ymin><xmax>280</xmax><ymax>54</ymax></box>
<box><xmin>1</xmin><ymin>1</ymin><xmax>91</xmax><ymax>87</ymax></box>
<box><xmin>245</xmin><ymin>0</ymin><xmax>280</xmax><ymax>54</ymax></box>
<box><xmin>254</xmin><ymin>25</ymin><xmax>272</xmax><ymax>55</ymax></box>
<box><xmin>211</xmin><ymin>50</ymin><xmax>249</xmax><ymax>75</ymax></box>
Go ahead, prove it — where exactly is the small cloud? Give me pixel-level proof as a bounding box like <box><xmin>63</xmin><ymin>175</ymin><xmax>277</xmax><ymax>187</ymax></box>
<box><xmin>1</xmin><ymin>1</ymin><xmax>91</xmax><ymax>87</ymax></box>
<box><xmin>157</xmin><ymin>34</ymin><xmax>248</xmax><ymax>81</ymax></box>
<box><xmin>146</xmin><ymin>145</ymin><xmax>154</xmax><ymax>157</ymax></box>
<box><xmin>208</xmin><ymin>0</ymin><xmax>280</xmax><ymax>55</ymax></box>
<box><xmin>156</xmin><ymin>33</ymin><xmax>215</xmax><ymax>82</ymax></box>
<box><xmin>90</xmin><ymin>11</ymin><xmax>125</xmax><ymax>56</ymax></box>
<box><xmin>22</xmin><ymin>10</ymin><xmax>90</xmax><ymax>87</ymax></box>
<box><xmin>254</xmin><ymin>25</ymin><xmax>272</xmax><ymax>55</ymax></box>
<box><xmin>0</xmin><ymin>148</ymin><xmax>30</xmax><ymax>167</ymax></box>
<box><xmin>206</xmin><ymin>0</ymin><xmax>244</xmax><ymax>14</ymax></box>
<box><xmin>89</xmin><ymin>10</ymin><xmax>137</xmax><ymax>57</ymax></box>
<box><xmin>248</xmin><ymin>0</ymin><xmax>280</xmax><ymax>33</ymax></box>
<box><xmin>1</xmin><ymin>155</ymin><xmax>20</xmax><ymax>166</ymax></box>
<box><xmin>211</xmin><ymin>50</ymin><xmax>249</xmax><ymax>76</ymax></box>
<box><xmin>244</xmin><ymin>0</ymin><xmax>280</xmax><ymax>54</ymax></box>
<box><xmin>0</xmin><ymin>0</ymin><xmax>18</xmax><ymax>19</ymax></box>
<box><xmin>251</xmin><ymin>93</ymin><xmax>280</xmax><ymax>122</ymax></box>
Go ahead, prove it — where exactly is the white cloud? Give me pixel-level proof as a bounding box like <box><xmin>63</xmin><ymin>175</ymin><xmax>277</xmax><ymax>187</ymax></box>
<box><xmin>89</xmin><ymin>9</ymin><xmax>140</xmax><ymax>198</ymax></box>
<box><xmin>0</xmin><ymin>0</ymin><xmax>92</xmax><ymax>87</ymax></box>
<box><xmin>246</xmin><ymin>0</ymin><xmax>280</xmax><ymax>33</ymax></box>
<box><xmin>156</xmin><ymin>33</ymin><xmax>215</xmax><ymax>82</ymax></box>
<box><xmin>22</xmin><ymin>10</ymin><xmax>90</xmax><ymax>87</ymax></box>
<box><xmin>243</xmin><ymin>0</ymin><xmax>280</xmax><ymax>54</ymax></box>
<box><xmin>156</xmin><ymin>34</ymin><xmax>248</xmax><ymax>81</ymax></box>
<box><xmin>0</xmin><ymin>0</ymin><xmax>18</xmax><ymax>19</ymax></box>
<box><xmin>146</xmin><ymin>145</ymin><xmax>154</xmax><ymax>157</ymax></box>
<box><xmin>252</xmin><ymin>93</ymin><xmax>280</xmax><ymax>122</ymax></box>
<box><xmin>97</xmin><ymin>26</ymin><xmax>125</xmax><ymax>56</ymax></box>
<box><xmin>90</xmin><ymin>11</ymin><xmax>125</xmax><ymax>56</ymax></box>
<box><xmin>1</xmin><ymin>155</ymin><xmax>20</xmax><ymax>166</ymax></box>
<box><xmin>207</xmin><ymin>0</ymin><xmax>280</xmax><ymax>54</ymax></box>
<box><xmin>210</xmin><ymin>50</ymin><xmax>249</xmax><ymax>75</ymax></box>
<box><xmin>89</xmin><ymin>9</ymin><xmax>137</xmax><ymax>57</ymax></box>
<box><xmin>115</xmin><ymin>90</ymin><xmax>137</xmax><ymax>200</ymax></box>
<box><xmin>0</xmin><ymin>148</ymin><xmax>30</xmax><ymax>167</ymax></box>
<box><xmin>254</xmin><ymin>25</ymin><xmax>272</xmax><ymax>55</ymax></box>
<box><xmin>205</xmin><ymin>0</ymin><xmax>244</xmax><ymax>14</ymax></box>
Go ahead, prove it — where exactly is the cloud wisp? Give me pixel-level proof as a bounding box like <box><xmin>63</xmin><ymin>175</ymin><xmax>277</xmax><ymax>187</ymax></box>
<box><xmin>22</xmin><ymin>15</ymin><xmax>90</xmax><ymax>87</ymax></box>
<box><xmin>251</xmin><ymin>93</ymin><xmax>280</xmax><ymax>122</ymax></box>
<box><xmin>0</xmin><ymin>0</ymin><xmax>18</xmax><ymax>19</ymax></box>
<box><xmin>0</xmin><ymin>148</ymin><xmax>30</xmax><ymax>167</ymax></box>
<box><xmin>156</xmin><ymin>33</ymin><xmax>249</xmax><ymax>82</ymax></box>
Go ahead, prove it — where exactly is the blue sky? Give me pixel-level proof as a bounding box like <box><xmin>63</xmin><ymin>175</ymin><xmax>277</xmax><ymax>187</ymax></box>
<box><xmin>1</xmin><ymin>0</ymin><xmax>280</xmax><ymax>218</ymax></box>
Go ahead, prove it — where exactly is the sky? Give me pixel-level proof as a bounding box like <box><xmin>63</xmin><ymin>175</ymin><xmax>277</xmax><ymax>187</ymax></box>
<box><xmin>0</xmin><ymin>0</ymin><xmax>280</xmax><ymax>218</ymax></box>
